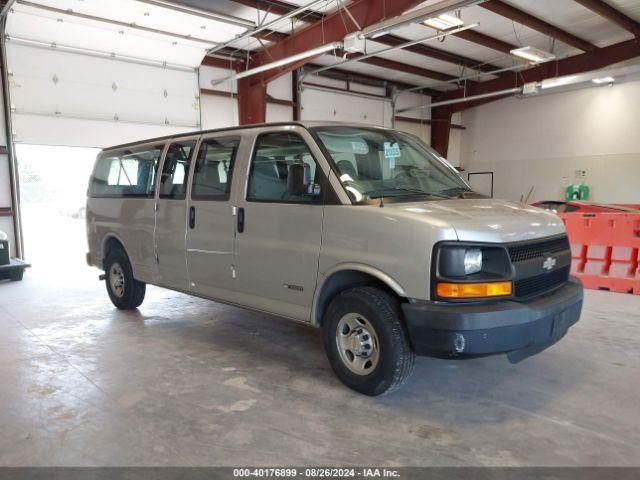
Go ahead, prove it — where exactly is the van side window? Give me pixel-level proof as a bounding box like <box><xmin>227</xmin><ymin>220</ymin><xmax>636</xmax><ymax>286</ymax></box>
<box><xmin>160</xmin><ymin>140</ymin><xmax>196</xmax><ymax>199</ymax></box>
<box><xmin>90</xmin><ymin>145</ymin><xmax>163</xmax><ymax>198</ymax></box>
<box><xmin>191</xmin><ymin>136</ymin><xmax>240</xmax><ymax>201</ymax></box>
<box><xmin>247</xmin><ymin>132</ymin><xmax>318</xmax><ymax>203</ymax></box>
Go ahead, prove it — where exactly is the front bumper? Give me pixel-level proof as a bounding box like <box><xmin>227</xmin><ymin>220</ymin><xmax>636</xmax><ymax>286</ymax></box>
<box><xmin>401</xmin><ymin>278</ymin><xmax>583</xmax><ymax>362</ymax></box>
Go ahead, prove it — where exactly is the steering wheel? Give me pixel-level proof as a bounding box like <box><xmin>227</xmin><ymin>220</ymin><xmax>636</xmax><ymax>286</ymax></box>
<box><xmin>393</xmin><ymin>168</ymin><xmax>421</xmax><ymax>189</ymax></box>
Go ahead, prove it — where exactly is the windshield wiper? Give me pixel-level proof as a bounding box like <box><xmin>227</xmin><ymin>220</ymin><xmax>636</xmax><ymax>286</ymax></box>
<box><xmin>440</xmin><ymin>186</ymin><xmax>473</xmax><ymax>197</ymax></box>
<box><xmin>366</xmin><ymin>187</ymin><xmax>451</xmax><ymax>199</ymax></box>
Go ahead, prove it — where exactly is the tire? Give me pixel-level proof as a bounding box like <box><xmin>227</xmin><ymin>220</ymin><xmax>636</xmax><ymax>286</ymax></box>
<box><xmin>323</xmin><ymin>286</ymin><xmax>415</xmax><ymax>396</ymax></box>
<box><xmin>104</xmin><ymin>248</ymin><xmax>146</xmax><ymax>310</ymax></box>
<box><xmin>9</xmin><ymin>270</ymin><xmax>24</xmax><ymax>282</ymax></box>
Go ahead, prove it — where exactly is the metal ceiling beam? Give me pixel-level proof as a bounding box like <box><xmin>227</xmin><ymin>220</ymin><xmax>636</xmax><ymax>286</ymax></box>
<box><xmin>230</xmin><ymin>0</ymin><xmax>502</xmax><ymax>74</ymax></box>
<box><xmin>201</xmin><ymin>55</ymin><xmax>244</xmax><ymax>70</ymax></box>
<box><xmin>480</xmin><ymin>0</ymin><xmax>598</xmax><ymax>52</ymax></box>
<box><xmin>249</xmin><ymin>0</ymin><xmax>456</xmax><ymax>85</ymax></box>
<box><xmin>360</xmin><ymin>0</ymin><xmax>483</xmax><ymax>39</ymax></box>
<box><xmin>431</xmin><ymin>37</ymin><xmax>640</xmax><ymax>112</ymax></box>
<box><xmin>573</xmin><ymin>0</ymin><xmax>640</xmax><ymax>37</ymax></box>
<box><xmin>372</xmin><ymin>34</ymin><xmax>503</xmax><ymax>74</ymax></box>
<box><xmin>252</xmin><ymin>29</ymin><xmax>289</xmax><ymax>42</ymax></box>
<box><xmin>201</xmin><ymin>53</ymin><xmax>443</xmax><ymax>96</ymax></box>
<box><xmin>303</xmin><ymin>24</ymin><xmax>479</xmax><ymax>84</ymax></box>
<box><xmin>236</xmin><ymin>0</ymin><xmax>449</xmax><ymax>124</ymax></box>
<box><xmin>351</xmin><ymin>55</ymin><xmax>463</xmax><ymax>83</ymax></box>
<box><xmin>303</xmin><ymin>63</ymin><xmax>441</xmax><ymax>96</ymax></box>
<box><xmin>394</xmin><ymin>61</ymin><xmax>529</xmax><ymax>102</ymax></box>
<box><xmin>213</xmin><ymin>41</ymin><xmax>342</xmax><ymax>85</ymax></box>
<box><xmin>229</xmin><ymin>0</ymin><xmax>323</xmax><ymax>22</ymax></box>
<box><xmin>207</xmin><ymin>0</ymin><xmax>325</xmax><ymax>55</ymax></box>
<box><xmin>203</xmin><ymin>50</ymin><xmax>443</xmax><ymax>96</ymax></box>
<box><xmin>447</xmin><ymin>28</ymin><xmax>517</xmax><ymax>53</ymax></box>
<box><xmin>302</xmin><ymin>82</ymin><xmax>392</xmax><ymax>102</ymax></box>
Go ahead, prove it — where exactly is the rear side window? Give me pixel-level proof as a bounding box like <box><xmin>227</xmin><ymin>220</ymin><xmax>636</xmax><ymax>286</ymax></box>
<box><xmin>159</xmin><ymin>140</ymin><xmax>196</xmax><ymax>199</ymax></box>
<box><xmin>191</xmin><ymin>136</ymin><xmax>240</xmax><ymax>200</ymax></box>
<box><xmin>90</xmin><ymin>145</ymin><xmax>163</xmax><ymax>198</ymax></box>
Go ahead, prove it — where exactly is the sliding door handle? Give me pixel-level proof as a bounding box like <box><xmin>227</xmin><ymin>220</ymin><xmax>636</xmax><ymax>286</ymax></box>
<box><xmin>189</xmin><ymin>206</ymin><xmax>196</xmax><ymax>229</ymax></box>
<box><xmin>237</xmin><ymin>207</ymin><xmax>245</xmax><ymax>233</ymax></box>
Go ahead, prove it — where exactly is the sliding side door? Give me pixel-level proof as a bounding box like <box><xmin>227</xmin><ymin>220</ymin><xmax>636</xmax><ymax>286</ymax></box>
<box><xmin>186</xmin><ymin>134</ymin><xmax>242</xmax><ymax>299</ymax></box>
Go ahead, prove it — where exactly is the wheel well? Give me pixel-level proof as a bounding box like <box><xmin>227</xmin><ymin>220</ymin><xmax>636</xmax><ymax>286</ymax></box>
<box><xmin>314</xmin><ymin>270</ymin><xmax>403</xmax><ymax>326</ymax></box>
<box><xmin>102</xmin><ymin>236</ymin><xmax>125</xmax><ymax>268</ymax></box>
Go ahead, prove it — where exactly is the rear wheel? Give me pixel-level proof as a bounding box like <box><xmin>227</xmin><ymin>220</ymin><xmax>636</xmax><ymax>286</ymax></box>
<box><xmin>104</xmin><ymin>248</ymin><xmax>146</xmax><ymax>310</ymax></box>
<box><xmin>323</xmin><ymin>286</ymin><xmax>415</xmax><ymax>396</ymax></box>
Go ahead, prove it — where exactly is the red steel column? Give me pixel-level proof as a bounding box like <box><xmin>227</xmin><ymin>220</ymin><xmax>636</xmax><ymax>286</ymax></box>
<box><xmin>430</xmin><ymin>107</ymin><xmax>453</xmax><ymax>157</ymax></box>
<box><xmin>238</xmin><ymin>77</ymin><xmax>267</xmax><ymax>125</ymax></box>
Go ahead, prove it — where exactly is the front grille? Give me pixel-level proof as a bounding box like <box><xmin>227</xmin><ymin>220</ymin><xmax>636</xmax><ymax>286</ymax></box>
<box><xmin>508</xmin><ymin>235</ymin><xmax>570</xmax><ymax>263</ymax></box>
<box><xmin>515</xmin><ymin>265</ymin><xmax>570</xmax><ymax>298</ymax></box>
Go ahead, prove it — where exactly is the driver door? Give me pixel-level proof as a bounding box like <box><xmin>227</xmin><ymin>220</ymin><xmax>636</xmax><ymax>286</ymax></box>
<box><xmin>231</xmin><ymin>127</ymin><xmax>331</xmax><ymax>321</ymax></box>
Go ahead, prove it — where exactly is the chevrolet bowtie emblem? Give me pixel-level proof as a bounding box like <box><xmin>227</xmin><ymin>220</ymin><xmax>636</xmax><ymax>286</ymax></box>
<box><xmin>543</xmin><ymin>256</ymin><xmax>557</xmax><ymax>271</ymax></box>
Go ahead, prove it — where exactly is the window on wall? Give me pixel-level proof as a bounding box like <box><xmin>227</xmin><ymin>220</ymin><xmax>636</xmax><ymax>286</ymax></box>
<box><xmin>160</xmin><ymin>140</ymin><xmax>196</xmax><ymax>199</ymax></box>
<box><xmin>90</xmin><ymin>145</ymin><xmax>163</xmax><ymax>197</ymax></box>
<box><xmin>191</xmin><ymin>136</ymin><xmax>240</xmax><ymax>200</ymax></box>
<box><xmin>247</xmin><ymin>132</ymin><xmax>318</xmax><ymax>203</ymax></box>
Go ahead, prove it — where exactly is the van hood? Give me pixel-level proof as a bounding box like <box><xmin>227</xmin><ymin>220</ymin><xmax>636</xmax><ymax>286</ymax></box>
<box><xmin>387</xmin><ymin>198</ymin><xmax>565</xmax><ymax>243</ymax></box>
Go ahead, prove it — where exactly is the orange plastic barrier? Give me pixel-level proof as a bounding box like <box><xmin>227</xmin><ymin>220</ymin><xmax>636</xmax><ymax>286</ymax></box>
<box><xmin>559</xmin><ymin>212</ymin><xmax>640</xmax><ymax>294</ymax></box>
<box><xmin>616</xmin><ymin>204</ymin><xmax>640</xmax><ymax>210</ymax></box>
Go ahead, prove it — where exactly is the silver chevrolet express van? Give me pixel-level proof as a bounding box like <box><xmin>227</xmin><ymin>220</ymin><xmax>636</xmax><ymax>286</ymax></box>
<box><xmin>86</xmin><ymin>121</ymin><xmax>583</xmax><ymax>396</ymax></box>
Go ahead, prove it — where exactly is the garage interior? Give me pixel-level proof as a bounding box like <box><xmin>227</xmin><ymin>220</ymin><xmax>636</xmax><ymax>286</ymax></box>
<box><xmin>0</xmin><ymin>0</ymin><xmax>639</xmax><ymax>470</ymax></box>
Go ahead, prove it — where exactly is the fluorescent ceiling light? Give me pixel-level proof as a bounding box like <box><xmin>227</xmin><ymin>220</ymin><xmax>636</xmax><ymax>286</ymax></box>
<box><xmin>592</xmin><ymin>76</ymin><xmax>615</xmax><ymax>84</ymax></box>
<box><xmin>211</xmin><ymin>42</ymin><xmax>342</xmax><ymax>86</ymax></box>
<box><xmin>540</xmin><ymin>75</ymin><xmax>579</xmax><ymax>90</ymax></box>
<box><xmin>424</xmin><ymin>14</ymin><xmax>464</xmax><ymax>30</ymax></box>
<box><xmin>510</xmin><ymin>46</ymin><xmax>556</xmax><ymax>64</ymax></box>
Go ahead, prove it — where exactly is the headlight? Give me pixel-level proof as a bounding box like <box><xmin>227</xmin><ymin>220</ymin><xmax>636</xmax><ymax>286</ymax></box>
<box><xmin>463</xmin><ymin>248</ymin><xmax>482</xmax><ymax>275</ymax></box>
<box><xmin>437</xmin><ymin>246</ymin><xmax>486</xmax><ymax>278</ymax></box>
<box><xmin>0</xmin><ymin>230</ymin><xmax>7</xmax><ymax>241</ymax></box>
<box><xmin>433</xmin><ymin>243</ymin><xmax>512</xmax><ymax>300</ymax></box>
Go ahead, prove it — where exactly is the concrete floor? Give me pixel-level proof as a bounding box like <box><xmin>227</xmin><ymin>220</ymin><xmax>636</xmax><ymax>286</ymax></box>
<box><xmin>1</xmin><ymin>259</ymin><xmax>639</xmax><ymax>467</ymax></box>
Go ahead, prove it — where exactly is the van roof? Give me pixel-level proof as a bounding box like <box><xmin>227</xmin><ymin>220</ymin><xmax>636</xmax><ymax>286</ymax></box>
<box><xmin>102</xmin><ymin>121</ymin><xmax>390</xmax><ymax>152</ymax></box>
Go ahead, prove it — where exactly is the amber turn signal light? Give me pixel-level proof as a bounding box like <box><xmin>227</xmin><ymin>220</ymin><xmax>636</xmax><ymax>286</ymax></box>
<box><xmin>436</xmin><ymin>281</ymin><xmax>512</xmax><ymax>299</ymax></box>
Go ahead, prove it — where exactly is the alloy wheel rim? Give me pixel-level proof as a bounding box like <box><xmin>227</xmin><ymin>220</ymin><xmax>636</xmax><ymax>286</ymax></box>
<box><xmin>336</xmin><ymin>313</ymin><xmax>380</xmax><ymax>375</ymax></box>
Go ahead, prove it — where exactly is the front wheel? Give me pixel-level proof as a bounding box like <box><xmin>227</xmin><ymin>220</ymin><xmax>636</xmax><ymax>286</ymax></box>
<box><xmin>323</xmin><ymin>287</ymin><xmax>415</xmax><ymax>396</ymax></box>
<box><xmin>104</xmin><ymin>248</ymin><xmax>146</xmax><ymax>310</ymax></box>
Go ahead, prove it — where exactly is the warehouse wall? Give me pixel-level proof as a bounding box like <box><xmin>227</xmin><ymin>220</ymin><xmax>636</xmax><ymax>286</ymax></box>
<box><xmin>460</xmin><ymin>79</ymin><xmax>640</xmax><ymax>203</ymax></box>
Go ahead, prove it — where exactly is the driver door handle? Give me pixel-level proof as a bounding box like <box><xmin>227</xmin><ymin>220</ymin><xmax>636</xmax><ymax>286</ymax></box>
<box><xmin>237</xmin><ymin>207</ymin><xmax>245</xmax><ymax>233</ymax></box>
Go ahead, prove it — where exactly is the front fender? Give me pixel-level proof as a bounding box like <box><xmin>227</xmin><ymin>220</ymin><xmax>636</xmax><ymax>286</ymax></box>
<box><xmin>311</xmin><ymin>263</ymin><xmax>407</xmax><ymax>326</ymax></box>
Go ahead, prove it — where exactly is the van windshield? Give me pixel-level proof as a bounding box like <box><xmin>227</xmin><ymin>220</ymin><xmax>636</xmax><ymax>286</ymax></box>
<box><xmin>312</xmin><ymin>126</ymin><xmax>471</xmax><ymax>203</ymax></box>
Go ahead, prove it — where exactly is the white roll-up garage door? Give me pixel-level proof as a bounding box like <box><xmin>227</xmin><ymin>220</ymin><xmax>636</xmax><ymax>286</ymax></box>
<box><xmin>8</xmin><ymin>43</ymin><xmax>200</xmax><ymax>147</ymax></box>
<box><xmin>300</xmin><ymin>80</ymin><xmax>393</xmax><ymax>127</ymax></box>
<box><xmin>3</xmin><ymin>0</ymin><xmax>238</xmax><ymax>147</ymax></box>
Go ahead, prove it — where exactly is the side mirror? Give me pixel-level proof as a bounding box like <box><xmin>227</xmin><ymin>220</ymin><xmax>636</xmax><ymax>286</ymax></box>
<box><xmin>287</xmin><ymin>163</ymin><xmax>316</xmax><ymax>197</ymax></box>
